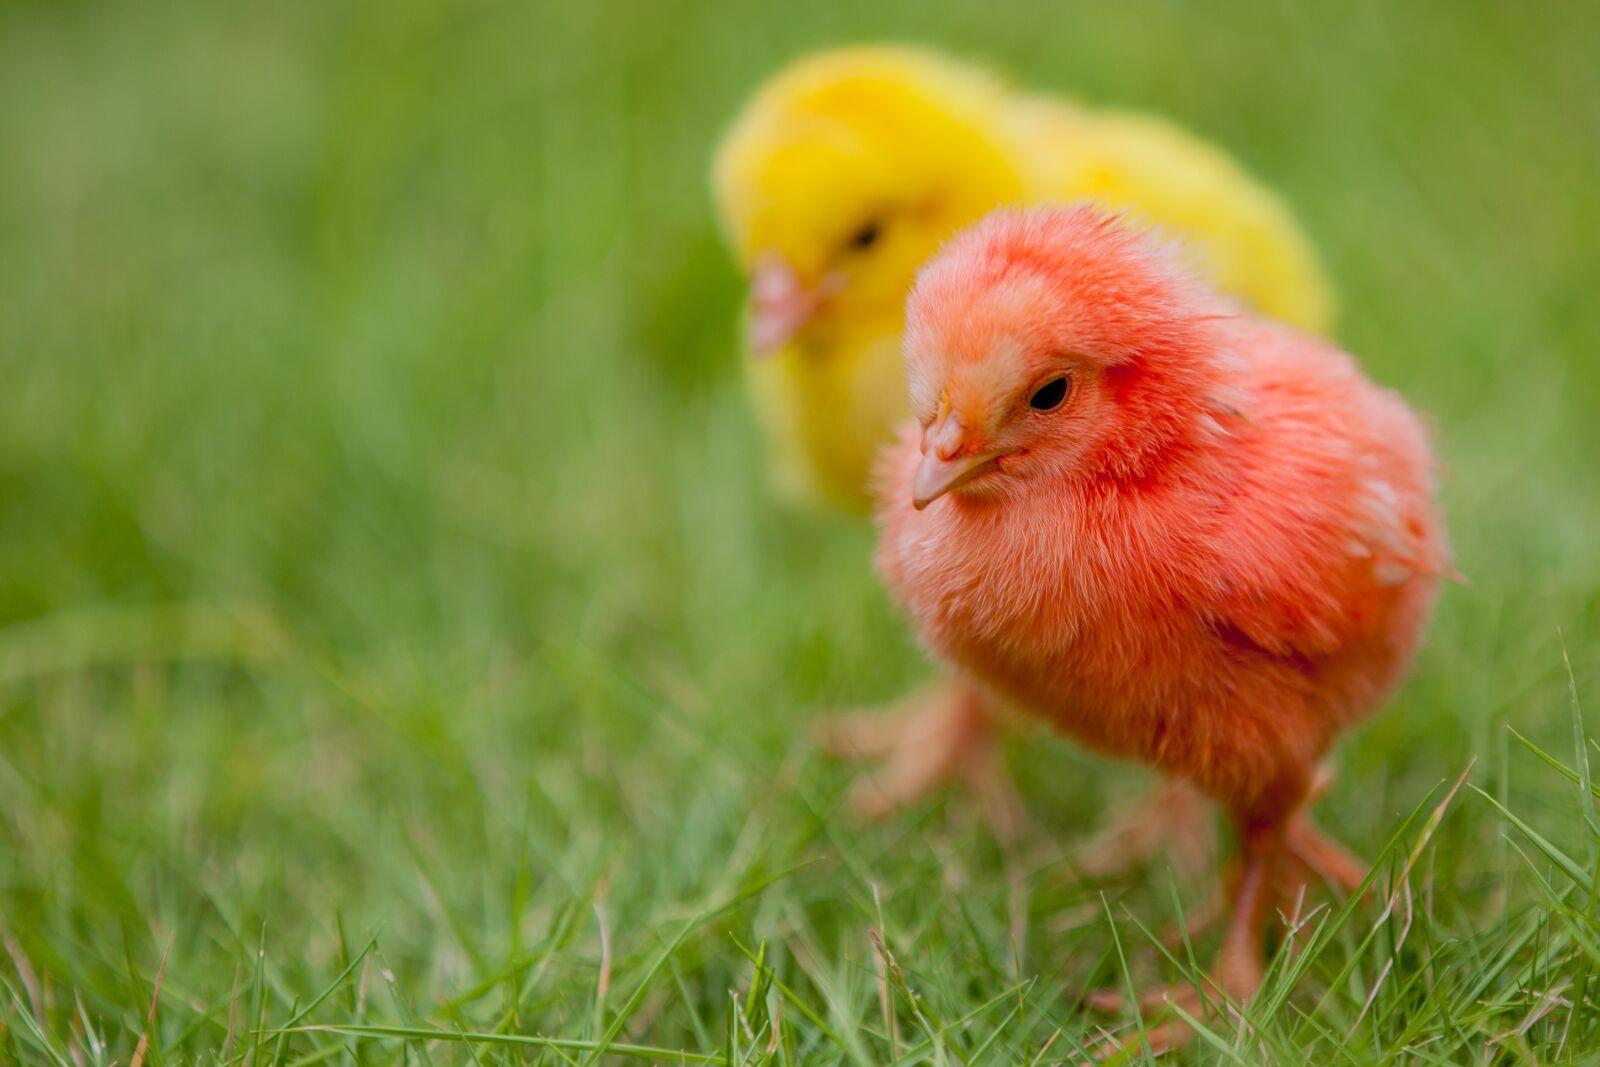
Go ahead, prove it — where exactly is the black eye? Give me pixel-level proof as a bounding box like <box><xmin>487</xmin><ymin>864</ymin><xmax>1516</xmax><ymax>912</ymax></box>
<box><xmin>1029</xmin><ymin>376</ymin><xmax>1070</xmax><ymax>411</ymax></box>
<box><xmin>848</xmin><ymin>221</ymin><xmax>882</xmax><ymax>250</ymax></box>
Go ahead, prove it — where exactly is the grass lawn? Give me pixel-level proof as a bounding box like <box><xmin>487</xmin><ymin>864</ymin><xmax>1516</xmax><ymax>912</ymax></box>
<box><xmin>3</xmin><ymin>0</ymin><xmax>1599</xmax><ymax>1062</ymax></box>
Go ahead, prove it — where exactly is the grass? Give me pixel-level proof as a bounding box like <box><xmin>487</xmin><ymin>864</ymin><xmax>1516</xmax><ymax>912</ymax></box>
<box><xmin>2</xmin><ymin>0</ymin><xmax>1599</xmax><ymax>1062</ymax></box>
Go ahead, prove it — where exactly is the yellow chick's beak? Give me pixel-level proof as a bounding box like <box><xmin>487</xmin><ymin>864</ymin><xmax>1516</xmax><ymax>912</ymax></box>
<box><xmin>912</xmin><ymin>414</ymin><xmax>1016</xmax><ymax>510</ymax></box>
<box><xmin>747</xmin><ymin>253</ymin><xmax>836</xmax><ymax>355</ymax></box>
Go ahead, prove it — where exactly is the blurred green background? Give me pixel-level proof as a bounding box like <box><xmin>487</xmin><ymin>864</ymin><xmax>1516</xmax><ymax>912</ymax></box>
<box><xmin>2</xmin><ymin>1</ymin><xmax>1599</xmax><ymax>1063</ymax></box>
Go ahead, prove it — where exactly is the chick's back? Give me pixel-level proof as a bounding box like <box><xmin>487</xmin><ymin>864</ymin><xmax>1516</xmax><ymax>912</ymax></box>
<box><xmin>1002</xmin><ymin>99</ymin><xmax>1334</xmax><ymax>332</ymax></box>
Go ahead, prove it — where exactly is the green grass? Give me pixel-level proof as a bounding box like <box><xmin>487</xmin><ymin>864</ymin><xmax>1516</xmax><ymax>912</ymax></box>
<box><xmin>2</xmin><ymin>0</ymin><xmax>1599</xmax><ymax>1062</ymax></box>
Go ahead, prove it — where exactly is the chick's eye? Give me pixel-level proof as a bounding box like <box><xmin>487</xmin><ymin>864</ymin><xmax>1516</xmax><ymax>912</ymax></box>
<box><xmin>847</xmin><ymin>220</ymin><xmax>882</xmax><ymax>251</ymax></box>
<box><xmin>1029</xmin><ymin>376</ymin><xmax>1070</xmax><ymax>411</ymax></box>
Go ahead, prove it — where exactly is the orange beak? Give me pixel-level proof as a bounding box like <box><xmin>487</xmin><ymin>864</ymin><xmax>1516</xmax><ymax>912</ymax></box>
<box><xmin>912</xmin><ymin>413</ymin><xmax>1016</xmax><ymax>510</ymax></box>
<box><xmin>747</xmin><ymin>254</ymin><xmax>839</xmax><ymax>355</ymax></box>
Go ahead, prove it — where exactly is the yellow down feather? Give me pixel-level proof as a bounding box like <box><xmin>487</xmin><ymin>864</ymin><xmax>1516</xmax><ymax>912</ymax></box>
<box><xmin>713</xmin><ymin>46</ymin><xmax>1334</xmax><ymax>511</ymax></box>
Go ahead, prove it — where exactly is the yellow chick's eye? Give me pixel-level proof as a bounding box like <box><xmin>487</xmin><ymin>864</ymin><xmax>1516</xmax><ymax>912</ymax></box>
<box><xmin>1029</xmin><ymin>375</ymin><xmax>1070</xmax><ymax>411</ymax></box>
<box><xmin>846</xmin><ymin>220</ymin><xmax>883</xmax><ymax>252</ymax></box>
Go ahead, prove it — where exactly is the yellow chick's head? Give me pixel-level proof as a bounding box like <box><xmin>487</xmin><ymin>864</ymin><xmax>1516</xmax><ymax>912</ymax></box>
<box><xmin>713</xmin><ymin>47</ymin><xmax>1025</xmax><ymax>355</ymax></box>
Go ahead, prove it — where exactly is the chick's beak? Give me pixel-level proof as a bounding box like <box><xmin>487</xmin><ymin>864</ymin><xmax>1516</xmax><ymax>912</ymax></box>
<box><xmin>912</xmin><ymin>415</ymin><xmax>1014</xmax><ymax>510</ymax></box>
<box><xmin>747</xmin><ymin>253</ymin><xmax>828</xmax><ymax>355</ymax></box>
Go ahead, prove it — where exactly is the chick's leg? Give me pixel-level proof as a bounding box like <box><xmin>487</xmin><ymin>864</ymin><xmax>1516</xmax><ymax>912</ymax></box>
<box><xmin>1216</xmin><ymin>816</ymin><xmax>1285</xmax><ymax>999</ymax></box>
<box><xmin>819</xmin><ymin>675</ymin><xmax>1023</xmax><ymax>835</ymax></box>
<box><xmin>1087</xmin><ymin>802</ymin><xmax>1294</xmax><ymax>1059</ymax></box>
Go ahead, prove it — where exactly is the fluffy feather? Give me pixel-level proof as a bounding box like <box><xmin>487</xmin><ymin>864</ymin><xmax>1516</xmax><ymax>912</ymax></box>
<box><xmin>713</xmin><ymin>46</ymin><xmax>1334</xmax><ymax>509</ymax></box>
<box><xmin>874</xmin><ymin>207</ymin><xmax>1446</xmax><ymax>1048</ymax></box>
<box><xmin>879</xmin><ymin>206</ymin><xmax>1444</xmax><ymax>811</ymax></box>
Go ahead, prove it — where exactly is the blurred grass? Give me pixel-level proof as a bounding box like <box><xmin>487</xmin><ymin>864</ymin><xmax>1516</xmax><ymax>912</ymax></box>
<box><xmin>1</xmin><ymin>0</ymin><xmax>1599</xmax><ymax>1062</ymax></box>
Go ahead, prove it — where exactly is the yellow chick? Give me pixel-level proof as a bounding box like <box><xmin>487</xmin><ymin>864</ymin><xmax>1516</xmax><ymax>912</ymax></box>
<box><xmin>713</xmin><ymin>45</ymin><xmax>1334</xmax><ymax>511</ymax></box>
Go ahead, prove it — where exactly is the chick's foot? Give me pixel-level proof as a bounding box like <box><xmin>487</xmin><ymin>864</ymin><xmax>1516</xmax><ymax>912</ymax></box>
<box><xmin>1088</xmin><ymin>985</ymin><xmax>1203</xmax><ymax>1062</ymax></box>
<box><xmin>1074</xmin><ymin>778</ymin><xmax>1217</xmax><ymax>881</ymax></box>
<box><xmin>1086</xmin><ymin>815</ymin><xmax>1288</xmax><ymax>1060</ymax></box>
<box><xmin>818</xmin><ymin>676</ymin><xmax>1024</xmax><ymax>836</ymax></box>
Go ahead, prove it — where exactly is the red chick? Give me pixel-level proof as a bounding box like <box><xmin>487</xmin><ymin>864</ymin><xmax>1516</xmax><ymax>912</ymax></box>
<box><xmin>876</xmin><ymin>206</ymin><xmax>1448</xmax><ymax>1051</ymax></box>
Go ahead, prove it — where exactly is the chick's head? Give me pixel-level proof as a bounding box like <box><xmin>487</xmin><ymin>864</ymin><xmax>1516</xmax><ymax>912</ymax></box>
<box><xmin>902</xmin><ymin>206</ymin><xmax>1232</xmax><ymax>509</ymax></box>
<box><xmin>713</xmin><ymin>47</ymin><xmax>1024</xmax><ymax>354</ymax></box>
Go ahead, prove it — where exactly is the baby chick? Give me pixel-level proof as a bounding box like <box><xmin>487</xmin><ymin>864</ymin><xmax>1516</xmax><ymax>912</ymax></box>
<box><xmin>713</xmin><ymin>45</ymin><xmax>1333</xmax><ymax>510</ymax></box>
<box><xmin>715</xmin><ymin>47</ymin><xmax>1335</xmax><ymax>836</ymax></box>
<box><xmin>875</xmin><ymin>206</ymin><xmax>1447</xmax><ymax>1053</ymax></box>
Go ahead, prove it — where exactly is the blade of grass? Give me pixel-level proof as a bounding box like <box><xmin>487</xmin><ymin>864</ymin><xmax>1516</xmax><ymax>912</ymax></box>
<box><xmin>277</xmin><ymin>1024</ymin><xmax>721</xmax><ymax>1064</ymax></box>
<box><xmin>277</xmin><ymin>933</ymin><xmax>379</xmax><ymax>1032</ymax></box>
<box><xmin>579</xmin><ymin>861</ymin><xmax>810</xmax><ymax>1066</ymax></box>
